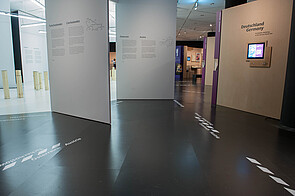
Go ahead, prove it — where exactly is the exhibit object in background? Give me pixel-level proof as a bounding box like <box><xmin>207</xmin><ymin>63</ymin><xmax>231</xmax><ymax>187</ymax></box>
<box><xmin>196</xmin><ymin>53</ymin><xmax>201</xmax><ymax>63</ymax></box>
<box><xmin>211</xmin><ymin>10</ymin><xmax>222</xmax><ymax>106</ymax></box>
<box><xmin>16</xmin><ymin>70</ymin><xmax>23</xmax><ymax>98</ymax></box>
<box><xmin>44</xmin><ymin>71</ymin><xmax>49</xmax><ymax>90</ymax></box>
<box><xmin>246</xmin><ymin>41</ymin><xmax>272</xmax><ymax>68</ymax></box>
<box><xmin>116</xmin><ymin>0</ymin><xmax>176</xmax><ymax>99</ymax></box>
<box><xmin>46</xmin><ymin>0</ymin><xmax>110</xmax><ymax>123</ymax></box>
<box><xmin>1</xmin><ymin>70</ymin><xmax>10</xmax><ymax>99</ymax></box>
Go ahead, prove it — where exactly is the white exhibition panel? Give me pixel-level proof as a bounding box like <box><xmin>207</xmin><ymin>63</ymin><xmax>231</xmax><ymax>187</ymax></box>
<box><xmin>20</xmin><ymin>28</ymin><xmax>49</xmax><ymax>84</ymax></box>
<box><xmin>116</xmin><ymin>0</ymin><xmax>177</xmax><ymax>99</ymax></box>
<box><xmin>0</xmin><ymin>0</ymin><xmax>16</xmax><ymax>88</ymax></box>
<box><xmin>46</xmin><ymin>0</ymin><xmax>110</xmax><ymax>123</ymax></box>
<box><xmin>205</xmin><ymin>37</ymin><xmax>215</xmax><ymax>86</ymax></box>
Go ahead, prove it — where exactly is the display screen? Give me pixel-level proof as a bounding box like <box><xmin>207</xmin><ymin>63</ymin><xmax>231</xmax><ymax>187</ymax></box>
<box><xmin>187</xmin><ymin>57</ymin><xmax>191</xmax><ymax>61</ymax></box>
<box><xmin>247</xmin><ymin>43</ymin><xmax>265</xmax><ymax>59</ymax></box>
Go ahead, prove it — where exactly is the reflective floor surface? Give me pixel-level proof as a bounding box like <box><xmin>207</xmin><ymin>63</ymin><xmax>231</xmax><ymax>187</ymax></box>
<box><xmin>0</xmin><ymin>82</ymin><xmax>51</xmax><ymax>115</ymax></box>
<box><xmin>0</xmin><ymin>80</ymin><xmax>295</xmax><ymax>195</ymax></box>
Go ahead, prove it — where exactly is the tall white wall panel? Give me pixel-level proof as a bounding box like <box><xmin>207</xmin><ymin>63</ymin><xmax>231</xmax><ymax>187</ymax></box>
<box><xmin>205</xmin><ymin>37</ymin><xmax>215</xmax><ymax>86</ymax></box>
<box><xmin>0</xmin><ymin>0</ymin><xmax>16</xmax><ymax>88</ymax></box>
<box><xmin>46</xmin><ymin>0</ymin><xmax>110</xmax><ymax>123</ymax></box>
<box><xmin>116</xmin><ymin>0</ymin><xmax>177</xmax><ymax>99</ymax></box>
<box><xmin>20</xmin><ymin>29</ymin><xmax>49</xmax><ymax>85</ymax></box>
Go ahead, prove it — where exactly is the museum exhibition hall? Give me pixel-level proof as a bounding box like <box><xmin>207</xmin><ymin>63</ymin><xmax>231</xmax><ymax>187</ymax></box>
<box><xmin>0</xmin><ymin>0</ymin><xmax>295</xmax><ymax>195</ymax></box>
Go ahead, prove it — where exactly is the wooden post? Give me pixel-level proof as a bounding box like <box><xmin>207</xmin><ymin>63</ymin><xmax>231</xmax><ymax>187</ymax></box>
<box><xmin>33</xmin><ymin>71</ymin><xmax>39</xmax><ymax>90</ymax></box>
<box><xmin>44</xmin><ymin>71</ymin><xmax>49</xmax><ymax>90</ymax></box>
<box><xmin>1</xmin><ymin>70</ymin><xmax>10</xmax><ymax>99</ymax></box>
<box><xmin>39</xmin><ymin>72</ymin><xmax>42</xmax><ymax>89</ymax></box>
<box><xmin>15</xmin><ymin>70</ymin><xmax>23</xmax><ymax>98</ymax></box>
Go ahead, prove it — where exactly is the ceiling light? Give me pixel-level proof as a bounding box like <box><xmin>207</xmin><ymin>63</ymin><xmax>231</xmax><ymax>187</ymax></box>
<box><xmin>21</xmin><ymin>22</ymin><xmax>46</xmax><ymax>28</ymax></box>
<box><xmin>210</xmin><ymin>24</ymin><xmax>213</xmax><ymax>27</ymax></box>
<box><xmin>194</xmin><ymin>1</ymin><xmax>198</xmax><ymax>10</ymax></box>
<box><xmin>31</xmin><ymin>0</ymin><xmax>45</xmax><ymax>9</ymax></box>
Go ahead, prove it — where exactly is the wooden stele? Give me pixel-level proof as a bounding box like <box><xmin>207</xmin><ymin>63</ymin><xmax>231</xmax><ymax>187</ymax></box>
<box><xmin>33</xmin><ymin>71</ymin><xmax>39</xmax><ymax>90</ymax></box>
<box><xmin>16</xmin><ymin>70</ymin><xmax>23</xmax><ymax>98</ymax></box>
<box><xmin>39</xmin><ymin>72</ymin><xmax>42</xmax><ymax>89</ymax></box>
<box><xmin>1</xmin><ymin>70</ymin><xmax>10</xmax><ymax>99</ymax></box>
<box><xmin>44</xmin><ymin>71</ymin><xmax>49</xmax><ymax>91</ymax></box>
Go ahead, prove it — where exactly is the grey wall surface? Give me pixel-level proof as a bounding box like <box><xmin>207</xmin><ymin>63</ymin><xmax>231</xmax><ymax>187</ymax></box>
<box><xmin>0</xmin><ymin>0</ymin><xmax>16</xmax><ymax>89</ymax></box>
<box><xmin>46</xmin><ymin>0</ymin><xmax>110</xmax><ymax>123</ymax></box>
<box><xmin>116</xmin><ymin>0</ymin><xmax>177</xmax><ymax>99</ymax></box>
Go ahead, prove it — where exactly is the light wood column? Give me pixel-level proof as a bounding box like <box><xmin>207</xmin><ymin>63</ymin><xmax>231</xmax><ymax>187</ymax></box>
<box><xmin>39</xmin><ymin>72</ymin><xmax>43</xmax><ymax>89</ymax></box>
<box><xmin>33</xmin><ymin>71</ymin><xmax>39</xmax><ymax>90</ymax></box>
<box><xmin>44</xmin><ymin>71</ymin><xmax>49</xmax><ymax>91</ymax></box>
<box><xmin>1</xmin><ymin>70</ymin><xmax>10</xmax><ymax>99</ymax></box>
<box><xmin>16</xmin><ymin>70</ymin><xmax>23</xmax><ymax>98</ymax></box>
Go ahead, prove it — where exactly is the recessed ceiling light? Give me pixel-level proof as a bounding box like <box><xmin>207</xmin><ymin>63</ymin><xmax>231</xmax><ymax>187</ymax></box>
<box><xmin>210</xmin><ymin>24</ymin><xmax>213</xmax><ymax>27</ymax></box>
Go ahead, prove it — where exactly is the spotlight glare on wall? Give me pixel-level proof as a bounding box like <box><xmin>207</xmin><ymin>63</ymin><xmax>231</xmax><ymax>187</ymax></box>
<box><xmin>38</xmin><ymin>30</ymin><xmax>46</xmax><ymax>34</ymax></box>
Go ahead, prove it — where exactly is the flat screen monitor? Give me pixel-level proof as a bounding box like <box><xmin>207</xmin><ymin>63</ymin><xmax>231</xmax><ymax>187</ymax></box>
<box><xmin>187</xmin><ymin>57</ymin><xmax>191</xmax><ymax>61</ymax></box>
<box><xmin>247</xmin><ymin>43</ymin><xmax>265</xmax><ymax>59</ymax></box>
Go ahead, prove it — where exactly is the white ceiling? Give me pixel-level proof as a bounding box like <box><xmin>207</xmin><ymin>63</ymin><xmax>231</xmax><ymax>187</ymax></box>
<box><xmin>8</xmin><ymin>0</ymin><xmax>225</xmax><ymax>41</ymax></box>
<box><xmin>177</xmin><ymin>0</ymin><xmax>225</xmax><ymax>41</ymax></box>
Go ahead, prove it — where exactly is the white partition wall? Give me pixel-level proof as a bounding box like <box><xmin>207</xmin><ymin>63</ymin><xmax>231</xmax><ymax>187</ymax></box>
<box><xmin>0</xmin><ymin>0</ymin><xmax>16</xmax><ymax>88</ymax></box>
<box><xmin>116</xmin><ymin>0</ymin><xmax>177</xmax><ymax>99</ymax></box>
<box><xmin>205</xmin><ymin>37</ymin><xmax>215</xmax><ymax>86</ymax></box>
<box><xmin>20</xmin><ymin>28</ymin><xmax>48</xmax><ymax>85</ymax></box>
<box><xmin>46</xmin><ymin>0</ymin><xmax>110</xmax><ymax>123</ymax></box>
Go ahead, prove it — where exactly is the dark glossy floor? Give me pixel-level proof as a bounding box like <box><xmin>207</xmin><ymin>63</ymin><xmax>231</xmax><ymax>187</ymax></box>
<box><xmin>1</xmin><ymin>79</ymin><xmax>295</xmax><ymax>195</ymax></box>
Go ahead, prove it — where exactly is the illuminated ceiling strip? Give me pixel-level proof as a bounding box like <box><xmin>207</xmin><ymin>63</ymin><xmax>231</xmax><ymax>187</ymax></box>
<box><xmin>0</xmin><ymin>10</ymin><xmax>45</xmax><ymax>22</ymax></box>
<box><xmin>21</xmin><ymin>22</ymin><xmax>46</xmax><ymax>28</ymax></box>
<box><xmin>31</xmin><ymin>0</ymin><xmax>45</xmax><ymax>9</ymax></box>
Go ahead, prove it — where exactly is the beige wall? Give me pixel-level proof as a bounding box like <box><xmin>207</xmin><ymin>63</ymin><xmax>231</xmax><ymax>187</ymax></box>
<box><xmin>205</xmin><ymin>37</ymin><xmax>215</xmax><ymax>86</ymax></box>
<box><xmin>217</xmin><ymin>0</ymin><xmax>293</xmax><ymax>119</ymax></box>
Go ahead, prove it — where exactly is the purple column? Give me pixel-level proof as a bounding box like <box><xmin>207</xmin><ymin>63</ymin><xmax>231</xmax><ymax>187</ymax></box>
<box><xmin>211</xmin><ymin>11</ymin><xmax>222</xmax><ymax>106</ymax></box>
<box><xmin>201</xmin><ymin>37</ymin><xmax>207</xmax><ymax>90</ymax></box>
<box><xmin>175</xmin><ymin>46</ymin><xmax>183</xmax><ymax>81</ymax></box>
